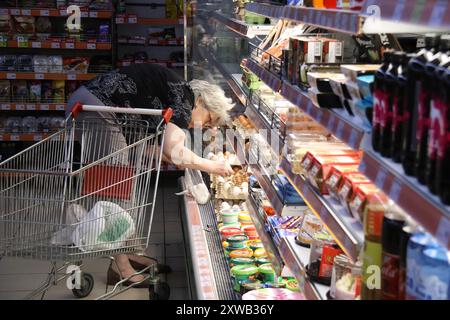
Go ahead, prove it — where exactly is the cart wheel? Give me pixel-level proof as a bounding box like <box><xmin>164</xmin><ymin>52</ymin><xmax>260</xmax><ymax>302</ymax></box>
<box><xmin>149</xmin><ymin>282</ymin><xmax>170</xmax><ymax>300</ymax></box>
<box><xmin>72</xmin><ymin>273</ymin><xmax>94</xmax><ymax>299</ymax></box>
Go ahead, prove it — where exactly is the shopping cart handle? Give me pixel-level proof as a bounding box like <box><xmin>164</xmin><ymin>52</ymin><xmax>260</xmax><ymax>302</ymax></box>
<box><xmin>71</xmin><ymin>102</ymin><xmax>83</xmax><ymax>118</ymax></box>
<box><xmin>162</xmin><ymin>108</ymin><xmax>173</xmax><ymax>124</ymax></box>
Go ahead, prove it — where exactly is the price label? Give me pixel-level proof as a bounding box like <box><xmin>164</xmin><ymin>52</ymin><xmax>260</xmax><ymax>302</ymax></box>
<box><xmin>56</xmin><ymin>104</ymin><xmax>65</xmax><ymax>111</ymax></box>
<box><xmin>26</xmin><ymin>104</ymin><xmax>35</xmax><ymax>110</ymax></box>
<box><xmin>348</xmin><ymin>129</ymin><xmax>359</xmax><ymax>148</ymax></box>
<box><xmin>336</xmin><ymin>120</ymin><xmax>345</xmax><ymax>138</ymax></box>
<box><xmin>0</xmin><ymin>9</ymin><xmax>8</xmax><ymax>15</ymax></box>
<box><xmin>429</xmin><ymin>0</ymin><xmax>447</xmax><ymax>26</ymax></box>
<box><xmin>389</xmin><ymin>179</ymin><xmax>402</xmax><ymax>203</ymax></box>
<box><xmin>65</xmin><ymin>42</ymin><xmax>75</xmax><ymax>49</ymax></box>
<box><xmin>40</xmin><ymin>9</ymin><xmax>49</xmax><ymax>16</ymax></box>
<box><xmin>1</xmin><ymin>104</ymin><xmax>10</xmax><ymax>110</ymax></box>
<box><xmin>316</xmin><ymin>110</ymin><xmax>323</xmax><ymax>124</ymax></box>
<box><xmin>80</xmin><ymin>11</ymin><xmax>88</xmax><ymax>18</ymax></box>
<box><xmin>51</xmin><ymin>42</ymin><xmax>61</xmax><ymax>49</ymax></box>
<box><xmin>34</xmin><ymin>134</ymin><xmax>42</xmax><ymax>141</ymax></box>
<box><xmin>375</xmin><ymin>168</ymin><xmax>387</xmax><ymax>188</ymax></box>
<box><xmin>10</xmin><ymin>134</ymin><xmax>19</xmax><ymax>141</ymax></box>
<box><xmin>21</xmin><ymin>9</ymin><xmax>31</xmax><ymax>16</ymax></box>
<box><xmin>436</xmin><ymin>217</ymin><xmax>450</xmax><ymax>247</ymax></box>
<box><xmin>59</xmin><ymin>9</ymin><xmax>67</xmax><ymax>16</ymax></box>
<box><xmin>87</xmin><ymin>43</ymin><xmax>96</xmax><ymax>50</ymax></box>
<box><xmin>15</xmin><ymin>104</ymin><xmax>24</xmax><ymax>110</ymax></box>
<box><xmin>35</xmin><ymin>73</ymin><xmax>44</xmax><ymax>80</ymax></box>
<box><xmin>128</xmin><ymin>15</ymin><xmax>138</xmax><ymax>24</ymax></box>
<box><xmin>327</xmin><ymin>115</ymin><xmax>336</xmax><ymax>131</ymax></box>
<box><xmin>17</xmin><ymin>36</ymin><xmax>28</xmax><ymax>48</ymax></box>
<box><xmin>148</xmin><ymin>38</ymin><xmax>158</xmax><ymax>45</ymax></box>
<box><xmin>6</xmin><ymin>73</ymin><xmax>16</xmax><ymax>80</ymax></box>
<box><xmin>32</xmin><ymin>41</ymin><xmax>42</xmax><ymax>48</ymax></box>
<box><xmin>115</xmin><ymin>17</ymin><xmax>125</xmax><ymax>24</ymax></box>
<box><xmin>40</xmin><ymin>104</ymin><xmax>49</xmax><ymax>110</ymax></box>
<box><xmin>89</xmin><ymin>11</ymin><xmax>98</xmax><ymax>18</ymax></box>
<box><xmin>10</xmin><ymin>9</ymin><xmax>20</xmax><ymax>15</ymax></box>
<box><xmin>67</xmin><ymin>74</ymin><xmax>76</xmax><ymax>80</ymax></box>
<box><xmin>168</xmin><ymin>39</ymin><xmax>177</xmax><ymax>45</ymax></box>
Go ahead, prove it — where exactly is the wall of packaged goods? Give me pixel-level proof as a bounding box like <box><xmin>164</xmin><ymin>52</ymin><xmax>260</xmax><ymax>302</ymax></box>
<box><xmin>182</xmin><ymin>0</ymin><xmax>450</xmax><ymax>300</ymax></box>
<box><xmin>0</xmin><ymin>0</ymin><xmax>185</xmax><ymax>165</ymax></box>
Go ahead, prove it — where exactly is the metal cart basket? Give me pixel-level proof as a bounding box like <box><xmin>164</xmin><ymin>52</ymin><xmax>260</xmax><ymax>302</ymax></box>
<box><xmin>0</xmin><ymin>103</ymin><xmax>173</xmax><ymax>300</ymax></box>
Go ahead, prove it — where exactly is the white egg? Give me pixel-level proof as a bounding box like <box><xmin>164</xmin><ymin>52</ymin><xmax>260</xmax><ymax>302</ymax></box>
<box><xmin>221</xmin><ymin>202</ymin><xmax>231</xmax><ymax>210</ymax></box>
<box><xmin>232</xmin><ymin>187</ymin><xmax>241</xmax><ymax>198</ymax></box>
<box><xmin>232</xmin><ymin>204</ymin><xmax>241</xmax><ymax>211</ymax></box>
<box><xmin>223</xmin><ymin>182</ymin><xmax>232</xmax><ymax>193</ymax></box>
<box><xmin>217</xmin><ymin>176</ymin><xmax>225</xmax><ymax>183</ymax></box>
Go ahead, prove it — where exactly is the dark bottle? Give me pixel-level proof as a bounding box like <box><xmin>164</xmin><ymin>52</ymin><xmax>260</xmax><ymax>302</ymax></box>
<box><xmin>426</xmin><ymin>36</ymin><xmax>450</xmax><ymax>194</ymax></box>
<box><xmin>391</xmin><ymin>53</ymin><xmax>412</xmax><ymax>163</ymax></box>
<box><xmin>381</xmin><ymin>212</ymin><xmax>405</xmax><ymax>300</ymax></box>
<box><xmin>435</xmin><ymin>66</ymin><xmax>450</xmax><ymax>204</ymax></box>
<box><xmin>398</xmin><ymin>224</ymin><xmax>416</xmax><ymax>300</ymax></box>
<box><xmin>372</xmin><ymin>51</ymin><xmax>393</xmax><ymax>153</ymax></box>
<box><xmin>380</xmin><ymin>52</ymin><xmax>401</xmax><ymax>158</ymax></box>
<box><xmin>415</xmin><ymin>38</ymin><xmax>447</xmax><ymax>184</ymax></box>
<box><xmin>402</xmin><ymin>34</ymin><xmax>440</xmax><ymax>176</ymax></box>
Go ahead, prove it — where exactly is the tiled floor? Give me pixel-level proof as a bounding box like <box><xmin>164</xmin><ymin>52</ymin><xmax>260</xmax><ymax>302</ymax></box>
<box><xmin>0</xmin><ymin>173</ymin><xmax>189</xmax><ymax>300</ymax></box>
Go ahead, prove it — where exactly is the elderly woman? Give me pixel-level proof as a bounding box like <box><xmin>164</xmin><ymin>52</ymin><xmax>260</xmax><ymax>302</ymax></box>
<box><xmin>67</xmin><ymin>64</ymin><xmax>234</xmax><ymax>287</ymax></box>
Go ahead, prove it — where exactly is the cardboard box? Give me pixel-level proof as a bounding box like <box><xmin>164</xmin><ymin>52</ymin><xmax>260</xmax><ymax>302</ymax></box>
<box><xmin>340</xmin><ymin>64</ymin><xmax>380</xmax><ymax>83</ymax></box>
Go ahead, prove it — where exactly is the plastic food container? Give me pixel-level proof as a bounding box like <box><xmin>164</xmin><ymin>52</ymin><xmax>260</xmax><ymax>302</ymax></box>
<box><xmin>330</xmin><ymin>254</ymin><xmax>362</xmax><ymax>300</ymax></box>
<box><xmin>242</xmin><ymin>225</ymin><xmax>258</xmax><ymax>239</ymax></box>
<box><xmin>229</xmin><ymin>257</ymin><xmax>255</xmax><ymax>268</ymax></box>
<box><xmin>231</xmin><ymin>265</ymin><xmax>259</xmax><ymax>292</ymax></box>
<box><xmin>259</xmin><ymin>263</ymin><xmax>276</xmax><ymax>283</ymax></box>
<box><xmin>285</xmin><ymin>279</ymin><xmax>300</xmax><ymax>292</ymax></box>
<box><xmin>253</xmin><ymin>247</ymin><xmax>267</xmax><ymax>259</ymax></box>
<box><xmin>220</xmin><ymin>227</ymin><xmax>243</xmax><ymax>240</ymax></box>
<box><xmin>227</xmin><ymin>234</ymin><xmax>249</xmax><ymax>249</ymax></box>
<box><xmin>239</xmin><ymin>212</ymin><xmax>253</xmax><ymax>225</ymax></box>
<box><xmin>307</xmin><ymin>232</ymin><xmax>343</xmax><ymax>285</ymax></box>
<box><xmin>240</xmin><ymin>280</ymin><xmax>264</xmax><ymax>295</ymax></box>
<box><xmin>221</xmin><ymin>210</ymin><xmax>239</xmax><ymax>224</ymax></box>
<box><xmin>248</xmin><ymin>240</ymin><xmax>264</xmax><ymax>251</ymax></box>
<box><xmin>265</xmin><ymin>281</ymin><xmax>286</xmax><ymax>289</ymax></box>
<box><xmin>296</xmin><ymin>213</ymin><xmax>323</xmax><ymax>247</ymax></box>
<box><xmin>255</xmin><ymin>257</ymin><xmax>271</xmax><ymax>266</ymax></box>
<box><xmin>229</xmin><ymin>248</ymin><xmax>254</xmax><ymax>259</ymax></box>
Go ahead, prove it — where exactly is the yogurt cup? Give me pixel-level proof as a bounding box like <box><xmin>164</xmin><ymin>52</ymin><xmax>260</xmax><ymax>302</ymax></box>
<box><xmin>228</xmin><ymin>234</ymin><xmax>249</xmax><ymax>249</ymax></box>
<box><xmin>259</xmin><ymin>263</ymin><xmax>276</xmax><ymax>282</ymax></box>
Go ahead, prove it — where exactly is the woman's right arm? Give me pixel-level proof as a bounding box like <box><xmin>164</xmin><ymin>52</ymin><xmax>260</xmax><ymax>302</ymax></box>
<box><xmin>162</xmin><ymin>123</ymin><xmax>233</xmax><ymax>177</ymax></box>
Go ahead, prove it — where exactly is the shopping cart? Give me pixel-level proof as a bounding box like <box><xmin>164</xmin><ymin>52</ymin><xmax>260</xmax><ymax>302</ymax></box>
<box><xmin>0</xmin><ymin>103</ymin><xmax>173</xmax><ymax>300</ymax></box>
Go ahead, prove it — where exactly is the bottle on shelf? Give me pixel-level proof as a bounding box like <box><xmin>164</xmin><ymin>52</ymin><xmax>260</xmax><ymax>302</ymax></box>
<box><xmin>372</xmin><ymin>50</ymin><xmax>393</xmax><ymax>153</ymax></box>
<box><xmin>427</xmin><ymin>36</ymin><xmax>450</xmax><ymax>195</ymax></box>
<box><xmin>380</xmin><ymin>52</ymin><xmax>401</xmax><ymax>158</ymax></box>
<box><xmin>402</xmin><ymin>34</ymin><xmax>440</xmax><ymax>176</ymax></box>
<box><xmin>391</xmin><ymin>53</ymin><xmax>412</xmax><ymax>163</ymax></box>
<box><xmin>435</xmin><ymin>66</ymin><xmax>450</xmax><ymax>204</ymax></box>
<box><xmin>415</xmin><ymin>37</ymin><xmax>449</xmax><ymax>184</ymax></box>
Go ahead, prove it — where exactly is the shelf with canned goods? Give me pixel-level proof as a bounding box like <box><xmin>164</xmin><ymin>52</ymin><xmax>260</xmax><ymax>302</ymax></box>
<box><xmin>279</xmin><ymin>157</ymin><xmax>364</xmax><ymax>262</ymax></box>
<box><xmin>0</xmin><ymin>7</ymin><xmax>113</xmax><ymax>19</ymax></box>
<box><xmin>211</xmin><ymin>11</ymin><xmax>274</xmax><ymax>38</ymax></box>
<box><xmin>0</xmin><ymin>37</ymin><xmax>112</xmax><ymax>50</ymax></box>
<box><xmin>0</xmin><ymin>102</ymin><xmax>66</xmax><ymax>111</ymax></box>
<box><xmin>359</xmin><ymin>150</ymin><xmax>450</xmax><ymax>250</ymax></box>
<box><xmin>115</xmin><ymin>14</ymin><xmax>183</xmax><ymax>26</ymax></box>
<box><xmin>0</xmin><ymin>72</ymin><xmax>99</xmax><ymax>81</ymax></box>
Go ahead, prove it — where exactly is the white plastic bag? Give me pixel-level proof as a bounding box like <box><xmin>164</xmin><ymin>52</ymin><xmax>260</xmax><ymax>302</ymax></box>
<box><xmin>51</xmin><ymin>204</ymin><xmax>87</xmax><ymax>245</ymax></box>
<box><xmin>72</xmin><ymin>201</ymin><xmax>135</xmax><ymax>252</ymax></box>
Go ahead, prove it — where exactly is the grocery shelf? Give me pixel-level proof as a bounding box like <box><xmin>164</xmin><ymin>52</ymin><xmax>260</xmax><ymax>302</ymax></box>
<box><xmin>279</xmin><ymin>157</ymin><xmax>364</xmax><ymax>261</ymax></box>
<box><xmin>361</xmin><ymin>0</ymin><xmax>450</xmax><ymax>33</ymax></box>
<box><xmin>0</xmin><ymin>72</ymin><xmax>98</xmax><ymax>81</ymax></box>
<box><xmin>246</xmin><ymin>59</ymin><xmax>367</xmax><ymax>150</ymax></box>
<box><xmin>246</xmin><ymin>196</ymin><xmax>284</xmax><ymax>276</ymax></box>
<box><xmin>115</xmin><ymin>14</ymin><xmax>182</xmax><ymax>25</ymax></box>
<box><xmin>281</xmin><ymin>81</ymin><xmax>367</xmax><ymax>150</ymax></box>
<box><xmin>0</xmin><ymin>7</ymin><xmax>113</xmax><ymax>18</ymax></box>
<box><xmin>118</xmin><ymin>38</ymin><xmax>183</xmax><ymax>46</ymax></box>
<box><xmin>179</xmin><ymin>177</ymin><xmax>238</xmax><ymax>300</ymax></box>
<box><xmin>0</xmin><ymin>133</ymin><xmax>53</xmax><ymax>142</ymax></box>
<box><xmin>0</xmin><ymin>103</ymin><xmax>66</xmax><ymax>111</ymax></box>
<box><xmin>117</xmin><ymin>60</ymin><xmax>184</xmax><ymax>69</ymax></box>
<box><xmin>279</xmin><ymin>236</ymin><xmax>329</xmax><ymax>300</ymax></box>
<box><xmin>211</xmin><ymin>11</ymin><xmax>274</xmax><ymax>38</ymax></box>
<box><xmin>359</xmin><ymin>150</ymin><xmax>450</xmax><ymax>250</ymax></box>
<box><xmin>3</xmin><ymin>40</ymin><xmax>111</xmax><ymax>50</ymax></box>
<box><xmin>246</xmin><ymin>3</ymin><xmax>361</xmax><ymax>34</ymax></box>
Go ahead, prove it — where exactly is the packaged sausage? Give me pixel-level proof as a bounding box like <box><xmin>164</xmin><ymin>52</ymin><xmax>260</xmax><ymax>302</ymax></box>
<box><xmin>307</xmin><ymin>155</ymin><xmax>361</xmax><ymax>194</ymax></box>
<box><xmin>325</xmin><ymin>165</ymin><xmax>361</xmax><ymax>200</ymax></box>
<box><xmin>337</xmin><ymin>172</ymin><xmax>372</xmax><ymax>207</ymax></box>
<box><xmin>299</xmin><ymin>148</ymin><xmax>360</xmax><ymax>176</ymax></box>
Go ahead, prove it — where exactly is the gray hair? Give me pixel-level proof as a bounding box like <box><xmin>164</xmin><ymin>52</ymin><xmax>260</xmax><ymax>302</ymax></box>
<box><xmin>189</xmin><ymin>79</ymin><xmax>235</xmax><ymax>126</ymax></box>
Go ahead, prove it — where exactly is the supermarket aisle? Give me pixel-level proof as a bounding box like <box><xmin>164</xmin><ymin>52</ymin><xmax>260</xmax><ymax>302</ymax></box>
<box><xmin>0</xmin><ymin>172</ymin><xmax>188</xmax><ymax>300</ymax></box>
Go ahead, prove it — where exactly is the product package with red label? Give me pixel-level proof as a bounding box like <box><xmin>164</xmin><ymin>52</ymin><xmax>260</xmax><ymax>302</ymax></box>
<box><xmin>325</xmin><ymin>165</ymin><xmax>362</xmax><ymax>200</ymax></box>
<box><xmin>337</xmin><ymin>172</ymin><xmax>372</xmax><ymax>207</ymax></box>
